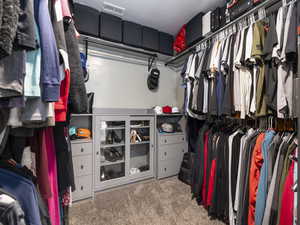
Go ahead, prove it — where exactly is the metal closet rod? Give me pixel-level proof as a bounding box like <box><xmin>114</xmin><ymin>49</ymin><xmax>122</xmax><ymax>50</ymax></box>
<box><xmin>82</xmin><ymin>37</ymin><xmax>158</xmax><ymax>59</ymax></box>
<box><xmin>165</xmin><ymin>0</ymin><xmax>282</xmax><ymax>67</ymax></box>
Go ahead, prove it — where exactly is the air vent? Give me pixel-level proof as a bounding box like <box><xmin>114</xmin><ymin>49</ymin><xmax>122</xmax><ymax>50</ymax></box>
<box><xmin>103</xmin><ymin>2</ymin><xmax>125</xmax><ymax>17</ymax></box>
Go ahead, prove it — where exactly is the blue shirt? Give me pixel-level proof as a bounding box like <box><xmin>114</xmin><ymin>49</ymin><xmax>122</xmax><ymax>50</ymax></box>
<box><xmin>255</xmin><ymin>130</ymin><xmax>275</xmax><ymax>225</ymax></box>
<box><xmin>0</xmin><ymin>168</ymin><xmax>42</xmax><ymax>225</ymax></box>
<box><xmin>34</xmin><ymin>0</ymin><xmax>61</xmax><ymax>102</ymax></box>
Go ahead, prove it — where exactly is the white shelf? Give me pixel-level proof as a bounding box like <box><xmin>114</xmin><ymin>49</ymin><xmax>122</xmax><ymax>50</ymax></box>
<box><xmin>156</xmin><ymin>113</ymin><xmax>183</xmax><ymax>117</ymax></box>
<box><xmin>101</xmin><ymin>143</ymin><xmax>125</xmax><ymax>148</ymax></box>
<box><xmin>104</xmin><ymin>126</ymin><xmax>126</xmax><ymax>130</ymax></box>
<box><xmin>101</xmin><ymin>159</ymin><xmax>125</xmax><ymax>167</ymax></box>
<box><xmin>130</xmin><ymin>126</ymin><xmax>150</xmax><ymax>129</ymax></box>
<box><xmin>71</xmin><ymin>139</ymin><xmax>93</xmax><ymax>144</ymax></box>
<box><xmin>130</xmin><ymin>141</ymin><xmax>150</xmax><ymax>145</ymax></box>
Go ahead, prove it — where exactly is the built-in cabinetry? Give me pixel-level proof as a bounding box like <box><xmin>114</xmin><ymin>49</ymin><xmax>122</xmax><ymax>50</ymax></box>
<box><xmin>70</xmin><ymin>114</ymin><xmax>94</xmax><ymax>201</ymax></box>
<box><xmin>70</xmin><ymin>109</ymin><xmax>187</xmax><ymax>201</ymax></box>
<box><xmin>156</xmin><ymin>114</ymin><xmax>188</xmax><ymax>179</ymax></box>
<box><xmin>93</xmin><ymin>109</ymin><xmax>155</xmax><ymax>191</ymax></box>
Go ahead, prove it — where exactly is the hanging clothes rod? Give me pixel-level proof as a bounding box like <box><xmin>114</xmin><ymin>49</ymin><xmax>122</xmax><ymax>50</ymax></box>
<box><xmin>165</xmin><ymin>0</ymin><xmax>282</xmax><ymax>67</ymax></box>
<box><xmin>80</xmin><ymin>35</ymin><xmax>158</xmax><ymax>59</ymax></box>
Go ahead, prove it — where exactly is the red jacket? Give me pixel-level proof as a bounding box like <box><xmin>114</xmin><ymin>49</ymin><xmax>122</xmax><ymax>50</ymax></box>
<box><xmin>279</xmin><ymin>161</ymin><xmax>295</xmax><ymax>225</ymax></box>
<box><xmin>55</xmin><ymin>69</ymin><xmax>70</xmax><ymax>122</ymax></box>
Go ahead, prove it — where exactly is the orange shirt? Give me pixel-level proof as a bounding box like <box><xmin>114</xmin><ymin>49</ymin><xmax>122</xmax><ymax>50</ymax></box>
<box><xmin>248</xmin><ymin>133</ymin><xmax>265</xmax><ymax>225</ymax></box>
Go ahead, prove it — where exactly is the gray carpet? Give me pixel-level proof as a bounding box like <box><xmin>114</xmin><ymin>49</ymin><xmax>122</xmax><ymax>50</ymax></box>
<box><xmin>70</xmin><ymin>177</ymin><xmax>225</xmax><ymax>225</ymax></box>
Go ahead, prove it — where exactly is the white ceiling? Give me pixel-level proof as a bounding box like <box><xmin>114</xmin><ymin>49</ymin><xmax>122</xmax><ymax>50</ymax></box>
<box><xmin>75</xmin><ymin>0</ymin><xmax>225</xmax><ymax>36</ymax></box>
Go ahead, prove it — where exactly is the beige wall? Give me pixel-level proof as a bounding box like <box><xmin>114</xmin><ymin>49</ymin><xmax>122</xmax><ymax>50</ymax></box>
<box><xmin>85</xmin><ymin>48</ymin><xmax>184</xmax><ymax>109</ymax></box>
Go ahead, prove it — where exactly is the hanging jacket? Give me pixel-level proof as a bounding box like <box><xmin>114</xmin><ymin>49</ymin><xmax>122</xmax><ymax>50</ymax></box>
<box><xmin>34</xmin><ymin>0</ymin><xmax>61</xmax><ymax>102</ymax></box>
<box><xmin>64</xmin><ymin>20</ymin><xmax>87</xmax><ymax>113</ymax></box>
<box><xmin>0</xmin><ymin>0</ymin><xmax>20</xmax><ymax>58</ymax></box>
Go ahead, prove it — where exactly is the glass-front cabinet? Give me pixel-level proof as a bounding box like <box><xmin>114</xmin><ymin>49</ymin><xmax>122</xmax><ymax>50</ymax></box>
<box><xmin>94</xmin><ymin>116</ymin><xmax>154</xmax><ymax>191</ymax></box>
<box><xmin>129</xmin><ymin>118</ymin><xmax>154</xmax><ymax>178</ymax></box>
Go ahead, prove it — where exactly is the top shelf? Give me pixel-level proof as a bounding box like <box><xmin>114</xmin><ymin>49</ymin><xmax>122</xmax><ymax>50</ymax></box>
<box><xmin>165</xmin><ymin>0</ymin><xmax>282</xmax><ymax>67</ymax></box>
<box><xmin>71</xmin><ymin>113</ymin><xmax>93</xmax><ymax>117</ymax></box>
<box><xmin>157</xmin><ymin>113</ymin><xmax>183</xmax><ymax>117</ymax></box>
<box><xmin>79</xmin><ymin>35</ymin><xmax>172</xmax><ymax>63</ymax></box>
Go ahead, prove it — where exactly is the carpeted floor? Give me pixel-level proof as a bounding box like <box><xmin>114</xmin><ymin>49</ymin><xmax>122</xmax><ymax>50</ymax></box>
<box><xmin>70</xmin><ymin>177</ymin><xmax>225</xmax><ymax>225</ymax></box>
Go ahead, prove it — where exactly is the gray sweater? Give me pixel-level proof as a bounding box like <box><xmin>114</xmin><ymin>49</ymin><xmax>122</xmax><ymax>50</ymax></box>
<box><xmin>0</xmin><ymin>0</ymin><xmax>20</xmax><ymax>58</ymax></box>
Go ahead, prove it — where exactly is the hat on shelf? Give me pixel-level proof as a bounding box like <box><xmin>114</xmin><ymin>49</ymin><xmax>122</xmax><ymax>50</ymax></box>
<box><xmin>161</xmin><ymin>123</ymin><xmax>174</xmax><ymax>133</ymax></box>
<box><xmin>162</xmin><ymin>105</ymin><xmax>172</xmax><ymax>114</ymax></box>
<box><xmin>172</xmin><ymin>107</ymin><xmax>180</xmax><ymax>113</ymax></box>
<box><xmin>154</xmin><ymin>106</ymin><xmax>163</xmax><ymax>114</ymax></box>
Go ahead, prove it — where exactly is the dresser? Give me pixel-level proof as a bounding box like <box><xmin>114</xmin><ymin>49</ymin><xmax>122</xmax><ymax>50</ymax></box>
<box><xmin>70</xmin><ymin>114</ymin><xmax>94</xmax><ymax>201</ymax></box>
<box><xmin>156</xmin><ymin>114</ymin><xmax>188</xmax><ymax>179</ymax></box>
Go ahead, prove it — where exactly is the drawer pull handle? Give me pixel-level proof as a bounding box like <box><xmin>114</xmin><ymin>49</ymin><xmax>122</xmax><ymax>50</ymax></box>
<box><xmin>81</xmin><ymin>186</ymin><xmax>84</xmax><ymax>191</ymax></box>
<box><xmin>182</xmin><ymin>138</ymin><xmax>184</xmax><ymax>141</ymax></box>
<box><xmin>164</xmin><ymin>152</ymin><xmax>167</xmax><ymax>156</ymax></box>
<box><xmin>164</xmin><ymin>140</ymin><xmax>167</xmax><ymax>143</ymax></box>
<box><xmin>164</xmin><ymin>168</ymin><xmax>167</xmax><ymax>171</ymax></box>
<box><xmin>96</xmin><ymin>152</ymin><xmax>99</xmax><ymax>155</ymax></box>
<box><xmin>182</xmin><ymin>149</ymin><xmax>184</xmax><ymax>153</ymax></box>
<box><xmin>81</xmin><ymin>165</ymin><xmax>84</xmax><ymax>170</ymax></box>
<box><xmin>81</xmin><ymin>148</ymin><xmax>84</xmax><ymax>153</ymax></box>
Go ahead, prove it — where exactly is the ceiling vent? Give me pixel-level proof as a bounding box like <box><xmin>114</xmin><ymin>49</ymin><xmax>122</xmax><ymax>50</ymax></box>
<box><xmin>103</xmin><ymin>2</ymin><xmax>125</xmax><ymax>17</ymax></box>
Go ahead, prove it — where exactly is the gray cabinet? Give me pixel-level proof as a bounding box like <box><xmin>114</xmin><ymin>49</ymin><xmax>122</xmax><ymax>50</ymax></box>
<box><xmin>156</xmin><ymin>114</ymin><xmax>187</xmax><ymax>179</ymax></box>
<box><xmin>70</xmin><ymin>114</ymin><xmax>94</xmax><ymax>202</ymax></box>
<box><xmin>93</xmin><ymin>112</ymin><xmax>155</xmax><ymax>191</ymax></box>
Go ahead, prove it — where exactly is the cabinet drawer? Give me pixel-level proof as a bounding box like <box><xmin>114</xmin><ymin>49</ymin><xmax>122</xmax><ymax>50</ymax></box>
<box><xmin>158</xmin><ymin>159</ymin><xmax>182</xmax><ymax>179</ymax></box>
<box><xmin>72</xmin><ymin>142</ymin><xmax>93</xmax><ymax>156</ymax></box>
<box><xmin>73</xmin><ymin>175</ymin><xmax>92</xmax><ymax>201</ymax></box>
<box><xmin>158</xmin><ymin>143</ymin><xmax>186</xmax><ymax>161</ymax></box>
<box><xmin>159</xmin><ymin>134</ymin><xmax>185</xmax><ymax>145</ymax></box>
<box><xmin>73</xmin><ymin>155</ymin><xmax>93</xmax><ymax>177</ymax></box>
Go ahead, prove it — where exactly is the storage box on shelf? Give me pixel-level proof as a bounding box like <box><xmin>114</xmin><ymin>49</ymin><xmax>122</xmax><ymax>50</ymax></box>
<box><xmin>73</xmin><ymin>3</ymin><xmax>100</xmax><ymax>37</ymax></box>
<box><xmin>123</xmin><ymin>21</ymin><xmax>143</xmax><ymax>48</ymax></box>
<box><xmin>186</xmin><ymin>12</ymin><xmax>204</xmax><ymax>47</ymax></box>
<box><xmin>100</xmin><ymin>12</ymin><xmax>123</xmax><ymax>43</ymax></box>
<box><xmin>202</xmin><ymin>11</ymin><xmax>212</xmax><ymax>36</ymax></box>
<box><xmin>70</xmin><ymin>114</ymin><xmax>94</xmax><ymax>201</ymax></box>
<box><xmin>159</xmin><ymin>32</ymin><xmax>174</xmax><ymax>56</ymax></box>
<box><xmin>142</xmin><ymin>26</ymin><xmax>159</xmax><ymax>52</ymax></box>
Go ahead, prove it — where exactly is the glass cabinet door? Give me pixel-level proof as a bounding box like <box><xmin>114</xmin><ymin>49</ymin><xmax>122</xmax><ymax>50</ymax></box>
<box><xmin>129</xmin><ymin>119</ymin><xmax>152</xmax><ymax>175</ymax></box>
<box><xmin>98</xmin><ymin>120</ymin><xmax>126</xmax><ymax>182</ymax></box>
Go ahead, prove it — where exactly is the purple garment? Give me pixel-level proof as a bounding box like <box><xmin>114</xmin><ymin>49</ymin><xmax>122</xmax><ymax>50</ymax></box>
<box><xmin>34</xmin><ymin>0</ymin><xmax>60</xmax><ymax>102</ymax></box>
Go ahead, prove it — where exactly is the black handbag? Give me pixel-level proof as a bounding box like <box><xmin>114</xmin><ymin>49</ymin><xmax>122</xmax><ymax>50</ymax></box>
<box><xmin>86</xmin><ymin>92</ymin><xmax>94</xmax><ymax>114</ymax></box>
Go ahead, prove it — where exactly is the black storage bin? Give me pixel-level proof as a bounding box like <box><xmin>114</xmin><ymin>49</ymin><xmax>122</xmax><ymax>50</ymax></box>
<box><xmin>100</xmin><ymin>13</ymin><xmax>122</xmax><ymax>43</ymax></box>
<box><xmin>142</xmin><ymin>26</ymin><xmax>159</xmax><ymax>51</ymax></box>
<box><xmin>122</xmin><ymin>21</ymin><xmax>142</xmax><ymax>48</ymax></box>
<box><xmin>73</xmin><ymin>3</ymin><xmax>100</xmax><ymax>37</ymax></box>
<box><xmin>159</xmin><ymin>32</ymin><xmax>174</xmax><ymax>56</ymax></box>
<box><xmin>220</xmin><ymin>6</ymin><xmax>228</xmax><ymax>27</ymax></box>
<box><xmin>186</xmin><ymin>12</ymin><xmax>203</xmax><ymax>47</ymax></box>
<box><xmin>211</xmin><ymin>7</ymin><xmax>221</xmax><ymax>32</ymax></box>
<box><xmin>228</xmin><ymin>0</ymin><xmax>252</xmax><ymax>20</ymax></box>
<box><xmin>211</xmin><ymin>5</ymin><xmax>228</xmax><ymax>32</ymax></box>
